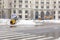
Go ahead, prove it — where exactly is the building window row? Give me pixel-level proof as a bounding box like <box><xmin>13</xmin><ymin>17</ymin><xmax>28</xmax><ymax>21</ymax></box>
<box><xmin>35</xmin><ymin>1</ymin><xmax>50</xmax><ymax>4</ymax></box>
<box><xmin>35</xmin><ymin>6</ymin><xmax>49</xmax><ymax>9</ymax></box>
<box><xmin>13</xmin><ymin>10</ymin><xmax>29</xmax><ymax>14</ymax></box>
<box><xmin>13</xmin><ymin>10</ymin><xmax>56</xmax><ymax>15</ymax></box>
<box><xmin>13</xmin><ymin>5</ymin><xmax>29</xmax><ymax>8</ymax></box>
<box><xmin>19</xmin><ymin>0</ymin><xmax>22</xmax><ymax>3</ymax></box>
<box><xmin>14</xmin><ymin>0</ymin><xmax>31</xmax><ymax>3</ymax></box>
<box><xmin>13</xmin><ymin>4</ymin><xmax>60</xmax><ymax>9</ymax></box>
<box><xmin>14</xmin><ymin>0</ymin><xmax>60</xmax><ymax>4</ymax></box>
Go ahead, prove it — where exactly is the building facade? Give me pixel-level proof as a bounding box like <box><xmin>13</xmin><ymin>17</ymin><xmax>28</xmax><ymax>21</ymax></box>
<box><xmin>0</xmin><ymin>0</ymin><xmax>11</xmax><ymax>19</ymax></box>
<box><xmin>0</xmin><ymin>0</ymin><xmax>60</xmax><ymax>20</ymax></box>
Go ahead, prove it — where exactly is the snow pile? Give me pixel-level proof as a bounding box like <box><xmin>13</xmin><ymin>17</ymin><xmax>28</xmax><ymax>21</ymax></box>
<box><xmin>55</xmin><ymin>38</ymin><xmax>60</xmax><ymax>40</ymax></box>
<box><xmin>0</xmin><ymin>19</ymin><xmax>60</xmax><ymax>25</ymax></box>
<box><xmin>0</xmin><ymin>19</ymin><xmax>10</xmax><ymax>25</ymax></box>
<box><xmin>34</xmin><ymin>20</ymin><xmax>44</xmax><ymax>25</ymax></box>
<box><xmin>44</xmin><ymin>20</ymin><xmax>60</xmax><ymax>23</ymax></box>
<box><xmin>16</xmin><ymin>20</ymin><xmax>36</xmax><ymax>25</ymax></box>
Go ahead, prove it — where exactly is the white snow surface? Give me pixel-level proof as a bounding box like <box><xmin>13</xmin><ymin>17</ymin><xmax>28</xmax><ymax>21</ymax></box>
<box><xmin>16</xmin><ymin>20</ymin><xmax>36</xmax><ymax>25</ymax></box>
<box><xmin>55</xmin><ymin>37</ymin><xmax>60</xmax><ymax>40</ymax></box>
<box><xmin>0</xmin><ymin>19</ymin><xmax>60</xmax><ymax>25</ymax></box>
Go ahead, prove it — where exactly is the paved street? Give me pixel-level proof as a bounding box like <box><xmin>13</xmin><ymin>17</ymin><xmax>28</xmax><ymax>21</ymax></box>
<box><xmin>0</xmin><ymin>23</ymin><xmax>60</xmax><ymax>40</ymax></box>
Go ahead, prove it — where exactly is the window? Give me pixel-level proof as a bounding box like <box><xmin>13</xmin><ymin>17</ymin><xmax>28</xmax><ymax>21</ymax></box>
<box><xmin>25</xmin><ymin>5</ymin><xmax>28</xmax><ymax>7</ymax></box>
<box><xmin>41</xmin><ymin>2</ymin><xmax>44</xmax><ymax>4</ymax></box>
<box><xmin>54</xmin><ymin>16</ymin><xmax>55</xmax><ymax>19</ymax></box>
<box><xmin>59</xmin><ymin>6</ymin><xmax>60</xmax><ymax>8</ymax></box>
<box><xmin>35</xmin><ymin>11</ymin><xmax>38</xmax><ymax>16</ymax></box>
<box><xmin>19</xmin><ymin>15</ymin><xmax>22</xmax><ymax>18</ymax></box>
<box><xmin>51</xmin><ymin>11</ymin><xmax>55</xmax><ymax>15</ymax></box>
<box><xmin>14</xmin><ymin>0</ymin><xmax>16</xmax><ymax>3</ymax></box>
<box><xmin>58</xmin><ymin>1</ymin><xmax>60</xmax><ymax>3</ymax></box>
<box><xmin>25</xmin><ymin>15</ymin><xmax>28</xmax><ymax>18</ymax></box>
<box><xmin>35</xmin><ymin>11</ymin><xmax>38</xmax><ymax>19</ymax></box>
<box><xmin>25</xmin><ymin>10</ymin><xmax>28</xmax><ymax>13</ymax></box>
<box><xmin>46</xmin><ymin>2</ymin><xmax>49</xmax><ymax>4</ymax></box>
<box><xmin>14</xmin><ymin>5</ymin><xmax>16</xmax><ymax>7</ymax></box>
<box><xmin>36</xmin><ymin>6</ymin><xmax>38</xmax><ymax>8</ymax></box>
<box><xmin>19</xmin><ymin>5</ymin><xmax>22</xmax><ymax>8</ymax></box>
<box><xmin>53</xmin><ymin>11</ymin><xmax>55</xmax><ymax>14</ymax></box>
<box><xmin>0</xmin><ymin>0</ymin><xmax>1</xmax><ymax>1</ymax></box>
<box><xmin>25</xmin><ymin>1</ymin><xmax>28</xmax><ymax>3</ymax></box>
<box><xmin>0</xmin><ymin>15</ymin><xmax>1</xmax><ymax>18</ymax></box>
<box><xmin>10</xmin><ymin>3</ymin><xmax>12</xmax><ymax>6</ymax></box>
<box><xmin>58</xmin><ymin>16</ymin><xmax>60</xmax><ymax>19</ymax></box>
<box><xmin>13</xmin><ymin>10</ymin><xmax>16</xmax><ymax>13</ymax></box>
<box><xmin>46</xmin><ymin>6</ymin><xmax>49</xmax><ymax>8</ymax></box>
<box><xmin>58</xmin><ymin>11</ymin><xmax>60</xmax><ymax>14</ymax></box>
<box><xmin>19</xmin><ymin>10</ymin><xmax>22</xmax><ymax>13</ymax></box>
<box><xmin>46</xmin><ymin>11</ymin><xmax>50</xmax><ymax>16</ymax></box>
<box><xmin>41</xmin><ymin>6</ymin><xmax>44</xmax><ymax>8</ymax></box>
<box><xmin>19</xmin><ymin>0</ymin><xmax>22</xmax><ymax>3</ymax></box>
<box><xmin>30</xmin><ymin>1</ymin><xmax>31</xmax><ymax>3</ymax></box>
<box><xmin>54</xmin><ymin>6</ymin><xmax>56</xmax><ymax>8</ymax></box>
<box><xmin>54</xmin><ymin>1</ymin><xmax>56</xmax><ymax>4</ymax></box>
<box><xmin>0</xmin><ymin>3</ymin><xmax>1</xmax><ymax>5</ymax></box>
<box><xmin>35</xmin><ymin>2</ymin><xmax>38</xmax><ymax>4</ymax></box>
<box><xmin>35</xmin><ymin>11</ymin><xmax>38</xmax><ymax>14</ymax></box>
<box><xmin>0</xmin><ymin>12</ymin><xmax>1</xmax><ymax>14</ymax></box>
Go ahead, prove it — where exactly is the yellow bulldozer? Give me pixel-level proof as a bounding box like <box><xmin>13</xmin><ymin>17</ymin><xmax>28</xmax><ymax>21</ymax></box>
<box><xmin>10</xmin><ymin>19</ymin><xmax>16</xmax><ymax>25</ymax></box>
<box><xmin>10</xmin><ymin>19</ymin><xmax>17</xmax><ymax>28</ymax></box>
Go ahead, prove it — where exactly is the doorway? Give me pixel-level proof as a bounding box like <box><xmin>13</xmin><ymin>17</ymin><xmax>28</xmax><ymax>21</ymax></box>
<box><xmin>41</xmin><ymin>11</ymin><xmax>44</xmax><ymax>20</ymax></box>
